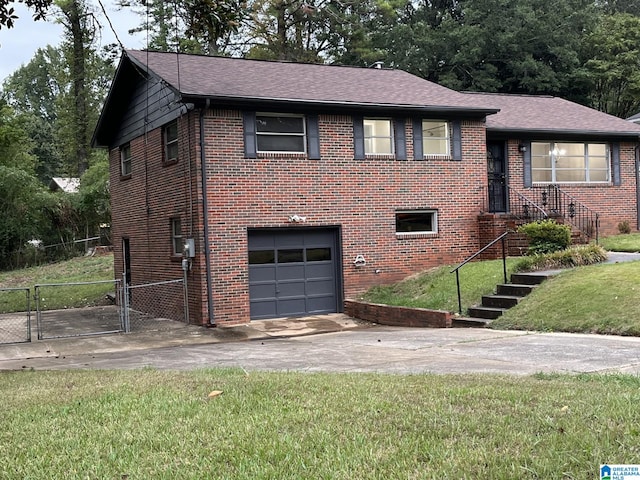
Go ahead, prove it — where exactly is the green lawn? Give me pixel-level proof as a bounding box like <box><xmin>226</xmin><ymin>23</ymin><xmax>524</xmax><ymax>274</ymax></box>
<box><xmin>361</xmin><ymin>234</ymin><xmax>640</xmax><ymax>335</ymax></box>
<box><xmin>2</xmin><ymin>369</ymin><xmax>639</xmax><ymax>479</ymax></box>
<box><xmin>600</xmin><ymin>233</ymin><xmax>640</xmax><ymax>252</ymax></box>
<box><xmin>0</xmin><ymin>254</ymin><xmax>114</xmax><ymax>312</ymax></box>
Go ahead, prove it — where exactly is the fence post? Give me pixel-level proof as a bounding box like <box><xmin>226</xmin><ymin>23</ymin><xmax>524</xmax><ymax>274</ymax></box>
<box><xmin>122</xmin><ymin>273</ymin><xmax>130</xmax><ymax>333</ymax></box>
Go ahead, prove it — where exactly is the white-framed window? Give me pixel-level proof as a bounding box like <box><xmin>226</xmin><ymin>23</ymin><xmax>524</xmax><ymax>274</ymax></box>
<box><xmin>396</xmin><ymin>210</ymin><xmax>438</xmax><ymax>235</ymax></box>
<box><xmin>422</xmin><ymin>120</ymin><xmax>450</xmax><ymax>156</ymax></box>
<box><xmin>364</xmin><ymin>118</ymin><xmax>394</xmax><ymax>155</ymax></box>
<box><xmin>532</xmin><ymin>142</ymin><xmax>609</xmax><ymax>183</ymax></box>
<box><xmin>171</xmin><ymin>217</ymin><xmax>182</xmax><ymax>256</ymax></box>
<box><xmin>164</xmin><ymin>120</ymin><xmax>179</xmax><ymax>163</ymax></box>
<box><xmin>120</xmin><ymin>143</ymin><xmax>132</xmax><ymax>176</ymax></box>
<box><xmin>256</xmin><ymin>114</ymin><xmax>306</xmax><ymax>153</ymax></box>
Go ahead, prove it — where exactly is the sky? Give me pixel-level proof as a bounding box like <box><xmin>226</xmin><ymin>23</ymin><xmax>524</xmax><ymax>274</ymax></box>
<box><xmin>0</xmin><ymin>1</ymin><xmax>147</xmax><ymax>83</ymax></box>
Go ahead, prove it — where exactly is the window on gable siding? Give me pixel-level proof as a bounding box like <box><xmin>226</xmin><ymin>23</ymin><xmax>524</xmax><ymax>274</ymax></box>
<box><xmin>531</xmin><ymin>142</ymin><xmax>609</xmax><ymax>183</ymax></box>
<box><xmin>364</xmin><ymin>118</ymin><xmax>394</xmax><ymax>155</ymax></box>
<box><xmin>164</xmin><ymin>120</ymin><xmax>179</xmax><ymax>163</ymax></box>
<box><xmin>422</xmin><ymin>120</ymin><xmax>450</xmax><ymax>156</ymax></box>
<box><xmin>120</xmin><ymin>143</ymin><xmax>132</xmax><ymax>177</ymax></box>
<box><xmin>256</xmin><ymin>114</ymin><xmax>306</xmax><ymax>153</ymax></box>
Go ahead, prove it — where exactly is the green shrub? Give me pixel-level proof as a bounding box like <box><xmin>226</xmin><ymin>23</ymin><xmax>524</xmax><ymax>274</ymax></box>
<box><xmin>513</xmin><ymin>244</ymin><xmax>607</xmax><ymax>272</ymax></box>
<box><xmin>518</xmin><ymin>219</ymin><xmax>571</xmax><ymax>255</ymax></box>
<box><xmin>618</xmin><ymin>221</ymin><xmax>632</xmax><ymax>234</ymax></box>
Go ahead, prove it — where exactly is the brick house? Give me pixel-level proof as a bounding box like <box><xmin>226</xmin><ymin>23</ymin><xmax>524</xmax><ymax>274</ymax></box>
<box><xmin>93</xmin><ymin>51</ymin><xmax>640</xmax><ymax>326</ymax></box>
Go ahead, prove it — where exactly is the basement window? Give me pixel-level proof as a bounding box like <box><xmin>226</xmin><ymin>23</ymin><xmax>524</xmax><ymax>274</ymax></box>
<box><xmin>396</xmin><ymin>210</ymin><xmax>438</xmax><ymax>235</ymax></box>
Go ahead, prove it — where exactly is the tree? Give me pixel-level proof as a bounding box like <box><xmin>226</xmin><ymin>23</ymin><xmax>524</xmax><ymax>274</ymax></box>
<box><xmin>0</xmin><ymin>0</ymin><xmax>53</xmax><ymax>29</ymax></box>
<box><xmin>2</xmin><ymin>46</ymin><xmax>66</xmax><ymax>181</ymax></box>
<box><xmin>117</xmin><ymin>0</ymin><xmax>246</xmax><ymax>55</ymax></box>
<box><xmin>582</xmin><ymin>13</ymin><xmax>640</xmax><ymax>118</ymax></box>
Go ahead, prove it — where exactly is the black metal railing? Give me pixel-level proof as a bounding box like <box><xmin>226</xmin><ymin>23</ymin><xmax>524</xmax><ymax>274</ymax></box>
<box><xmin>506</xmin><ymin>186</ymin><xmax>548</xmax><ymax>221</ymax></box>
<box><xmin>450</xmin><ymin>231</ymin><xmax>511</xmax><ymax>315</ymax></box>
<box><xmin>531</xmin><ymin>185</ymin><xmax>600</xmax><ymax>243</ymax></box>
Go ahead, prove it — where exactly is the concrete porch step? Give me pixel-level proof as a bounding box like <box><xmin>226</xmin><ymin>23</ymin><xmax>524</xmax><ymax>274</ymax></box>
<box><xmin>452</xmin><ymin>316</ymin><xmax>493</xmax><ymax>328</ymax></box>
<box><xmin>496</xmin><ymin>283</ymin><xmax>536</xmax><ymax>296</ymax></box>
<box><xmin>481</xmin><ymin>294</ymin><xmax>522</xmax><ymax>309</ymax></box>
<box><xmin>467</xmin><ymin>306</ymin><xmax>506</xmax><ymax>320</ymax></box>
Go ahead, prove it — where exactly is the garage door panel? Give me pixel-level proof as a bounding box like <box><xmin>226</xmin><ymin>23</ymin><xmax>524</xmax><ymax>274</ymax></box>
<box><xmin>277</xmin><ymin>264</ymin><xmax>305</xmax><ymax>280</ymax></box>
<box><xmin>306</xmin><ymin>296</ymin><xmax>336</xmax><ymax>313</ymax></box>
<box><xmin>249</xmin><ymin>267</ymin><xmax>276</xmax><ymax>282</ymax></box>
<box><xmin>306</xmin><ymin>279</ymin><xmax>334</xmax><ymax>295</ymax></box>
<box><xmin>249</xmin><ymin>283</ymin><xmax>276</xmax><ymax>298</ymax></box>
<box><xmin>248</xmin><ymin>229</ymin><xmax>339</xmax><ymax>320</ymax></box>
<box><xmin>305</xmin><ymin>263</ymin><xmax>333</xmax><ymax>278</ymax></box>
<box><xmin>277</xmin><ymin>282</ymin><xmax>306</xmax><ymax>297</ymax></box>
<box><xmin>250</xmin><ymin>300</ymin><xmax>277</xmax><ymax>319</ymax></box>
<box><xmin>277</xmin><ymin>298</ymin><xmax>307</xmax><ymax>316</ymax></box>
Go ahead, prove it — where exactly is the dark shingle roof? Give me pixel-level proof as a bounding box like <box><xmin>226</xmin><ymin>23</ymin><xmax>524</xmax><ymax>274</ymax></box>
<box><xmin>125</xmin><ymin>50</ymin><xmax>497</xmax><ymax>115</ymax></box>
<box><xmin>464</xmin><ymin>92</ymin><xmax>640</xmax><ymax>138</ymax></box>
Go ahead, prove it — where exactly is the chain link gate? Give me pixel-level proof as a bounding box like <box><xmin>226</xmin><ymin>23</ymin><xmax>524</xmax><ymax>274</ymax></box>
<box><xmin>35</xmin><ymin>280</ymin><xmax>124</xmax><ymax>340</ymax></box>
<box><xmin>123</xmin><ymin>278</ymin><xmax>188</xmax><ymax>332</ymax></box>
<box><xmin>0</xmin><ymin>288</ymin><xmax>31</xmax><ymax>344</ymax></box>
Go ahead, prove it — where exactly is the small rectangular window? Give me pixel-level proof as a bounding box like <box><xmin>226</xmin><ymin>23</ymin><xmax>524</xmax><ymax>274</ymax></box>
<box><xmin>164</xmin><ymin>120</ymin><xmax>178</xmax><ymax>163</ymax></box>
<box><xmin>396</xmin><ymin>210</ymin><xmax>438</xmax><ymax>234</ymax></box>
<box><xmin>171</xmin><ymin>218</ymin><xmax>182</xmax><ymax>256</ymax></box>
<box><xmin>120</xmin><ymin>143</ymin><xmax>132</xmax><ymax>176</ymax></box>
<box><xmin>256</xmin><ymin>114</ymin><xmax>306</xmax><ymax>153</ymax></box>
<box><xmin>364</xmin><ymin>118</ymin><xmax>393</xmax><ymax>155</ymax></box>
<box><xmin>422</xmin><ymin>120</ymin><xmax>450</xmax><ymax>156</ymax></box>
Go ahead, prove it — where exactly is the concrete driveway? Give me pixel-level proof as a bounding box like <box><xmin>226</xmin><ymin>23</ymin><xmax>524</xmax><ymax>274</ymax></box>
<box><xmin>3</xmin><ymin>320</ymin><xmax>640</xmax><ymax>375</ymax></box>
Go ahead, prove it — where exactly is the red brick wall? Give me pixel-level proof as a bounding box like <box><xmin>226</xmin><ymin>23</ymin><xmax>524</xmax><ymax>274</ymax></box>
<box><xmin>200</xmin><ymin>110</ymin><xmax>488</xmax><ymax>324</ymax></box>
<box><xmin>110</xmin><ymin>110</ymin><xmax>639</xmax><ymax>326</ymax></box>
<box><xmin>109</xmin><ymin>114</ymin><xmax>208</xmax><ymax>326</ymax></box>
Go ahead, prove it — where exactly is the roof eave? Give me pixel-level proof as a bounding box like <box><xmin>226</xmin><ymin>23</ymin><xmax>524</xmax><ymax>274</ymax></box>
<box><xmin>183</xmin><ymin>94</ymin><xmax>499</xmax><ymax>118</ymax></box>
<box><xmin>487</xmin><ymin>127</ymin><xmax>640</xmax><ymax>141</ymax></box>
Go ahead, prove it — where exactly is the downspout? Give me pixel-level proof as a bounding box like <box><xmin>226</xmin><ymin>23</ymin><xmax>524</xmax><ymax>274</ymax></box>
<box><xmin>200</xmin><ymin>100</ymin><xmax>215</xmax><ymax>326</ymax></box>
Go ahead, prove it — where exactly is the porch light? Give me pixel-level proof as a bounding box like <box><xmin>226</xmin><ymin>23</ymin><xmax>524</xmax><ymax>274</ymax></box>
<box><xmin>518</xmin><ymin>144</ymin><xmax>527</xmax><ymax>153</ymax></box>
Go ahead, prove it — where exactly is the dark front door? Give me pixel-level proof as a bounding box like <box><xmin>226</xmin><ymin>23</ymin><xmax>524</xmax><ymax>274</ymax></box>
<box><xmin>487</xmin><ymin>142</ymin><xmax>507</xmax><ymax>213</ymax></box>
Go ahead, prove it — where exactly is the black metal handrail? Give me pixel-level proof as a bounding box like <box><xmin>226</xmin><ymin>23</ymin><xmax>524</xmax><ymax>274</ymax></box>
<box><xmin>531</xmin><ymin>185</ymin><xmax>600</xmax><ymax>243</ymax></box>
<box><xmin>450</xmin><ymin>230</ymin><xmax>511</xmax><ymax>315</ymax></box>
<box><xmin>507</xmin><ymin>186</ymin><xmax>548</xmax><ymax>221</ymax></box>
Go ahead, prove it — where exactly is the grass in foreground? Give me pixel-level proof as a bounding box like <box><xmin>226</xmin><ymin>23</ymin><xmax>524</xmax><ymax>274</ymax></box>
<box><xmin>2</xmin><ymin>369</ymin><xmax>639</xmax><ymax>479</ymax></box>
<box><xmin>599</xmin><ymin>233</ymin><xmax>640</xmax><ymax>252</ymax></box>
<box><xmin>360</xmin><ymin>258</ymin><xmax>520</xmax><ymax>312</ymax></box>
<box><xmin>491</xmin><ymin>261</ymin><xmax>640</xmax><ymax>335</ymax></box>
<box><xmin>0</xmin><ymin>254</ymin><xmax>114</xmax><ymax>312</ymax></box>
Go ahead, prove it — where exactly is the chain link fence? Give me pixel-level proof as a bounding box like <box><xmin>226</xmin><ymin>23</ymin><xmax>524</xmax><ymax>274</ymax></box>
<box><xmin>124</xmin><ymin>279</ymin><xmax>188</xmax><ymax>332</ymax></box>
<box><xmin>35</xmin><ymin>280</ymin><xmax>123</xmax><ymax>340</ymax></box>
<box><xmin>0</xmin><ymin>288</ymin><xmax>31</xmax><ymax>344</ymax></box>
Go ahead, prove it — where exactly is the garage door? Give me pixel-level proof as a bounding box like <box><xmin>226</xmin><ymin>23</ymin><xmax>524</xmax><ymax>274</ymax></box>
<box><xmin>248</xmin><ymin>229</ymin><xmax>340</xmax><ymax>320</ymax></box>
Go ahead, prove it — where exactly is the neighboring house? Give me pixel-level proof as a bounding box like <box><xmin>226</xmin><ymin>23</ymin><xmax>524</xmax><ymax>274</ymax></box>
<box><xmin>628</xmin><ymin>112</ymin><xmax>640</xmax><ymax>125</ymax></box>
<box><xmin>93</xmin><ymin>51</ymin><xmax>640</xmax><ymax>327</ymax></box>
<box><xmin>49</xmin><ymin>177</ymin><xmax>80</xmax><ymax>193</ymax></box>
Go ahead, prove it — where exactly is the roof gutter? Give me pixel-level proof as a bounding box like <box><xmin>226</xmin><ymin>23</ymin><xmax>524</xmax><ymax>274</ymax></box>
<box><xmin>183</xmin><ymin>94</ymin><xmax>499</xmax><ymax>119</ymax></box>
<box><xmin>487</xmin><ymin>127</ymin><xmax>640</xmax><ymax>141</ymax></box>
<box><xmin>199</xmin><ymin>99</ymin><xmax>215</xmax><ymax>326</ymax></box>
